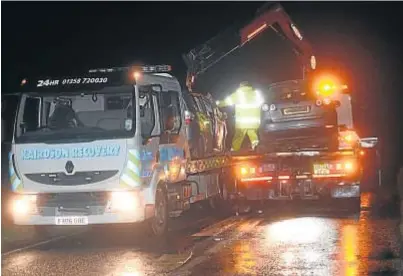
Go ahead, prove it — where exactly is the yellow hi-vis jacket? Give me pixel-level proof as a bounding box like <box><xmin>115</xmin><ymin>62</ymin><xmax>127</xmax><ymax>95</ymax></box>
<box><xmin>218</xmin><ymin>86</ymin><xmax>264</xmax><ymax>129</ymax></box>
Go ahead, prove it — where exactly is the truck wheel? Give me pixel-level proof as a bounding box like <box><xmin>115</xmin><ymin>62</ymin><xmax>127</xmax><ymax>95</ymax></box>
<box><xmin>150</xmin><ymin>185</ymin><xmax>169</xmax><ymax>237</ymax></box>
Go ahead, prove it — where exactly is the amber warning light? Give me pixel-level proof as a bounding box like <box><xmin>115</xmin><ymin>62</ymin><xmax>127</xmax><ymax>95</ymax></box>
<box><xmin>312</xmin><ymin>74</ymin><xmax>349</xmax><ymax>98</ymax></box>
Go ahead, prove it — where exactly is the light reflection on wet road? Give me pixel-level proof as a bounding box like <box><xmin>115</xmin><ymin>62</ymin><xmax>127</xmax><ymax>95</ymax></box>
<box><xmin>2</xmin><ymin>193</ymin><xmax>401</xmax><ymax>276</ymax></box>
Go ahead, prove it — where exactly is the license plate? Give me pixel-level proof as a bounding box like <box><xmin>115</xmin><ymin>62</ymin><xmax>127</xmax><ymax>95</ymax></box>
<box><xmin>283</xmin><ymin>106</ymin><xmax>309</xmax><ymax>115</ymax></box>
<box><xmin>313</xmin><ymin>163</ymin><xmax>330</xmax><ymax>175</ymax></box>
<box><xmin>55</xmin><ymin>216</ymin><xmax>89</xmax><ymax>225</ymax></box>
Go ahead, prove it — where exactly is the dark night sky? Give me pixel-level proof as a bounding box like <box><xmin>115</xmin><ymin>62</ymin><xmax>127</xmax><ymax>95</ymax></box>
<box><xmin>2</xmin><ymin>2</ymin><xmax>403</xmax><ymax>174</ymax></box>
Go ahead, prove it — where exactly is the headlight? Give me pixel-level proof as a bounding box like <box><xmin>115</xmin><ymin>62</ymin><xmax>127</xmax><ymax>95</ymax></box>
<box><xmin>12</xmin><ymin>194</ymin><xmax>37</xmax><ymax>216</ymax></box>
<box><xmin>110</xmin><ymin>191</ymin><xmax>139</xmax><ymax>212</ymax></box>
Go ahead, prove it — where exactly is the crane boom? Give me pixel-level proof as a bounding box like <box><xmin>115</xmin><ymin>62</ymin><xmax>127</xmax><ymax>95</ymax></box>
<box><xmin>183</xmin><ymin>2</ymin><xmax>316</xmax><ymax>91</ymax></box>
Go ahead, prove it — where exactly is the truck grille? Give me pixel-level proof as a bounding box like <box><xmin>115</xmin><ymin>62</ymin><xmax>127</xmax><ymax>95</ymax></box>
<box><xmin>25</xmin><ymin>170</ymin><xmax>118</xmax><ymax>185</ymax></box>
<box><xmin>36</xmin><ymin>192</ymin><xmax>109</xmax><ymax>216</ymax></box>
<box><xmin>37</xmin><ymin>192</ymin><xmax>109</xmax><ymax>207</ymax></box>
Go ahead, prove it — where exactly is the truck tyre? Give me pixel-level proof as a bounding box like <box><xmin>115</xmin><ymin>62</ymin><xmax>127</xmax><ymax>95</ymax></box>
<box><xmin>150</xmin><ymin>184</ymin><xmax>169</xmax><ymax>237</ymax></box>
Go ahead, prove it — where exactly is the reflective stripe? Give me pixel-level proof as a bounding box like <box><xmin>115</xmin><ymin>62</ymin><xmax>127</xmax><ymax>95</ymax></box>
<box><xmin>235</xmin><ymin>118</ymin><xmax>261</xmax><ymax>124</ymax></box>
<box><xmin>126</xmin><ymin>160</ymin><xmax>140</xmax><ymax>175</ymax></box>
<box><xmin>12</xmin><ymin>178</ymin><xmax>22</xmax><ymax>191</ymax></box>
<box><xmin>9</xmin><ymin>153</ymin><xmax>23</xmax><ymax>192</ymax></box>
<box><xmin>9</xmin><ymin>166</ymin><xmax>15</xmax><ymax>177</ymax></box>
<box><xmin>120</xmin><ymin>149</ymin><xmax>141</xmax><ymax>188</ymax></box>
<box><xmin>120</xmin><ymin>173</ymin><xmax>138</xmax><ymax>187</ymax></box>
<box><xmin>255</xmin><ymin>90</ymin><xmax>264</xmax><ymax>105</ymax></box>
<box><xmin>236</xmin><ymin>103</ymin><xmax>262</xmax><ymax>109</ymax></box>
<box><xmin>238</xmin><ymin>90</ymin><xmax>246</xmax><ymax>103</ymax></box>
<box><xmin>129</xmin><ymin>149</ymin><xmax>140</xmax><ymax>160</ymax></box>
<box><xmin>225</xmin><ymin>97</ymin><xmax>233</xmax><ymax>105</ymax></box>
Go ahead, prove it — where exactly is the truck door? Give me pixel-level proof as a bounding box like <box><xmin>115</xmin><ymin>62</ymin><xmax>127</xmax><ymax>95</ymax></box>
<box><xmin>159</xmin><ymin>90</ymin><xmax>182</xmax><ymax>144</ymax></box>
<box><xmin>138</xmin><ymin>85</ymin><xmax>162</xmax><ymax>182</ymax></box>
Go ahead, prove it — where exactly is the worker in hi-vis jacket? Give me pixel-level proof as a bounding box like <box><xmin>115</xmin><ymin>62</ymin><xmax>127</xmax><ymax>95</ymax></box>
<box><xmin>217</xmin><ymin>82</ymin><xmax>264</xmax><ymax>151</ymax></box>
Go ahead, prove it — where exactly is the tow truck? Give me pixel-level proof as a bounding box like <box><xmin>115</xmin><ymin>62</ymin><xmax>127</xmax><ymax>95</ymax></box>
<box><xmin>7</xmin><ymin>65</ymin><xmax>236</xmax><ymax>237</ymax></box>
<box><xmin>183</xmin><ymin>2</ymin><xmax>379</xmax><ymax>210</ymax></box>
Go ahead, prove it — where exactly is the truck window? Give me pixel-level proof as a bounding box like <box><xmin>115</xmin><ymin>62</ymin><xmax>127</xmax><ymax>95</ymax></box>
<box><xmin>22</xmin><ymin>97</ymin><xmax>41</xmax><ymax>131</ymax></box>
<box><xmin>268</xmin><ymin>80</ymin><xmax>313</xmax><ymax>103</ymax></box>
<box><xmin>105</xmin><ymin>96</ymin><xmax>131</xmax><ymax>110</ymax></box>
<box><xmin>15</xmin><ymin>88</ymin><xmax>136</xmax><ymax>143</ymax></box>
<box><xmin>160</xmin><ymin>91</ymin><xmax>181</xmax><ymax>134</ymax></box>
<box><xmin>139</xmin><ymin>87</ymin><xmax>156</xmax><ymax>138</ymax></box>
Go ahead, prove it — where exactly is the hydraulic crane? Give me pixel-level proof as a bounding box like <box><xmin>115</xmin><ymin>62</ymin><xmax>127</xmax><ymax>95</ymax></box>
<box><xmin>183</xmin><ymin>2</ymin><xmax>317</xmax><ymax>92</ymax></box>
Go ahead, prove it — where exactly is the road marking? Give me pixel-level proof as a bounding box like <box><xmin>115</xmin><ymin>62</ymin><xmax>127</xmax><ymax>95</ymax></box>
<box><xmin>2</xmin><ymin>232</ymin><xmax>82</xmax><ymax>257</ymax></box>
<box><xmin>192</xmin><ymin>216</ymin><xmax>242</xmax><ymax>238</ymax></box>
<box><xmin>172</xmin><ymin>217</ymin><xmax>262</xmax><ymax>275</ymax></box>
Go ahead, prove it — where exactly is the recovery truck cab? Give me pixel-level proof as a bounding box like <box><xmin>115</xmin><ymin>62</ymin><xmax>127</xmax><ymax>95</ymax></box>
<box><xmin>8</xmin><ymin>65</ymin><xmax>231</xmax><ymax>236</ymax></box>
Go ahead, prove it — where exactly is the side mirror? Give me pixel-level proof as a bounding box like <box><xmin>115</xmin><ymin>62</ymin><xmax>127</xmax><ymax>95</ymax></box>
<box><xmin>360</xmin><ymin>137</ymin><xmax>379</xmax><ymax>149</ymax></box>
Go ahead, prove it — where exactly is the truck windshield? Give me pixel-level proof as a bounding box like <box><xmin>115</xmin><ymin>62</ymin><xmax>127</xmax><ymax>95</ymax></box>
<box><xmin>268</xmin><ymin>80</ymin><xmax>313</xmax><ymax>103</ymax></box>
<box><xmin>15</xmin><ymin>86</ymin><xmax>135</xmax><ymax>143</ymax></box>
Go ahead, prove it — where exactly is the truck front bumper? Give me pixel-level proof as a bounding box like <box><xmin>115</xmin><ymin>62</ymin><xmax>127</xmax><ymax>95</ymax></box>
<box><xmin>10</xmin><ymin>191</ymin><xmax>149</xmax><ymax>226</ymax></box>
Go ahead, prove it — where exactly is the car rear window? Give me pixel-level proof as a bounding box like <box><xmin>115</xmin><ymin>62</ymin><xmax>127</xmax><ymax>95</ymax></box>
<box><xmin>268</xmin><ymin>80</ymin><xmax>314</xmax><ymax>103</ymax></box>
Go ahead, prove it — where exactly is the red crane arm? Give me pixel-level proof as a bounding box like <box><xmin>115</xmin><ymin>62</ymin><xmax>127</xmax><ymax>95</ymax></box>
<box><xmin>184</xmin><ymin>3</ymin><xmax>316</xmax><ymax>91</ymax></box>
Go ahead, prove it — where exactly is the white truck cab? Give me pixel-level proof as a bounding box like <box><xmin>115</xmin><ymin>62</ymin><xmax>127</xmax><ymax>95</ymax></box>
<box><xmin>9</xmin><ymin>65</ymin><xmax>199</xmax><ymax>235</ymax></box>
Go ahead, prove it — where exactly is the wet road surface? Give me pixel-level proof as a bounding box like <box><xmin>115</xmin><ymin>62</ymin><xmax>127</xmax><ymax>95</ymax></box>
<box><xmin>2</xmin><ymin>193</ymin><xmax>401</xmax><ymax>276</ymax></box>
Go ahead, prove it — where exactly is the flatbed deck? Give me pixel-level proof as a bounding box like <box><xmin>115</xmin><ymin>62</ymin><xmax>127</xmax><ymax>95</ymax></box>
<box><xmin>186</xmin><ymin>149</ymin><xmax>357</xmax><ymax>174</ymax></box>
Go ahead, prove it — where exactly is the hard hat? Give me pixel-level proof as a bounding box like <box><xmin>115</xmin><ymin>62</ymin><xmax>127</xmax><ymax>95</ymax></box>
<box><xmin>240</xmin><ymin>81</ymin><xmax>252</xmax><ymax>88</ymax></box>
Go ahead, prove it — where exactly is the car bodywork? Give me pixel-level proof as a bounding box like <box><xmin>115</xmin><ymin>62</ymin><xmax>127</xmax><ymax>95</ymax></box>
<box><xmin>183</xmin><ymin>92</ymin><xmax>227</xmax><ymax>159</ymax></box>
<box><xmin>258</xmin><ymin>79</ymin><xmax>338</xmax><ymax>152</ymax></box>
